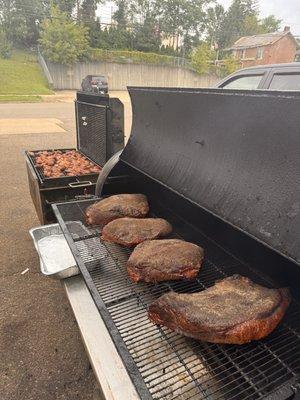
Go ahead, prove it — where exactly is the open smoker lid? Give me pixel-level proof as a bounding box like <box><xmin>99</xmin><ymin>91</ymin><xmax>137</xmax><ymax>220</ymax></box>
<box><xmin>75</xmin><ymin>92</ymin><xmax>109</xmax><ymax>166</ymax></box>
<box><xmin>121</xmin><ymin>87</ymin><xmax>300</xmax><ymax>265</ymax></box>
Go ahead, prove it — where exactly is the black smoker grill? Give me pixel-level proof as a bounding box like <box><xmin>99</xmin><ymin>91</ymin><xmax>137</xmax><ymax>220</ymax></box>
<box><xmin>53</xmin><ymin>88</ymin><xmax>300</xmax><ymax>399</ymax></box>
<box><xmin>25</xmin><ymin>92</ymin><xmax>124</xmax><ymax>224</ymax></box>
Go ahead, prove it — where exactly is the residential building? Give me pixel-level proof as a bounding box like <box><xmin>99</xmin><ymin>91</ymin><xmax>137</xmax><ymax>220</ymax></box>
<box><xmin>227</xmin><ymin>27</ymin><xmax>299</xmax><ymax>68</ymax></box>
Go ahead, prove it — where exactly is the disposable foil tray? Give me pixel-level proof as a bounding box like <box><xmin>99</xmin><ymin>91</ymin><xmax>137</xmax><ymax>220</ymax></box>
<box><xmin>29</xmin><ymin>222</ymin><xmax>90</xmax><ymax>279</ymax></box>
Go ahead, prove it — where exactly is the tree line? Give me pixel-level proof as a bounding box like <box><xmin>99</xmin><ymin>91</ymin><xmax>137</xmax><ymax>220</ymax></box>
<box><xmin>0</xmin><ymin>0</ymin><xmax>281</xmax><ymax>67</ymax></box>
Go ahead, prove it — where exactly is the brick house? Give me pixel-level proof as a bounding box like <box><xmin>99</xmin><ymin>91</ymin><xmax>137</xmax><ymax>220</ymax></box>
<box><xmin>227</xmin><ymin>27</ymin><xmax>299</xmax><ymax>68</ymax></box>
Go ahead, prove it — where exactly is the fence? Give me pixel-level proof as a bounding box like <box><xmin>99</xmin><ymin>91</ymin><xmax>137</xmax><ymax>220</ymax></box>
<box><xmin>37</xmin><ymin>48</ymin><xmax>54</xmax><ymax>89</ymax></box>
<box><xmin>45</xmin><ymin>60</ymin><xmax>219</xmax><ymax>90</ymax></box>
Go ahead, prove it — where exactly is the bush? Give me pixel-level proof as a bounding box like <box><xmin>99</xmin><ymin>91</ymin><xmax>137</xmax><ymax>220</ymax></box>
<box><xmin>89</xmin><ymin>48</ymin><xmax>187</xmax><ymax>67</ymax></box>
<box><xmin>159</xmin><ymin>45</ymin><xmax>180</xmax><ymax>57</ymax></box>
<box><xmin>222</xmin><ymin>56</ymin><xmax>240</xmax><ymax>76</ymax></box>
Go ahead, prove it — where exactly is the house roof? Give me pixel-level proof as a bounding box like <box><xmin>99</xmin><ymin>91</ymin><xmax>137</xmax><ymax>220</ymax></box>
<box><xmin>227</xmin><ymin>31</ymin><xmax>299</xmax><ymax>50</ymax></box>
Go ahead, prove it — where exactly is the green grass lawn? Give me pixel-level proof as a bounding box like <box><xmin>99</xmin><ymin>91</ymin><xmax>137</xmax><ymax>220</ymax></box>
<box><xmin>0</xmin><ymin>50</ymin><xmax>53</xmax><ymax>96</ymax></box>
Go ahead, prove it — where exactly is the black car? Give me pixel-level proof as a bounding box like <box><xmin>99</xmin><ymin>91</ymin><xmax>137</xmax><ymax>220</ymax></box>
<box><xmin>217</xmin><ymin>62</ymin><xmax>300</xmax><ymax>90</ymax></box>
<box><xmin>81</xmin><ymin>75</ymin><xmax>108</xmax><ymax>93</ymax></box>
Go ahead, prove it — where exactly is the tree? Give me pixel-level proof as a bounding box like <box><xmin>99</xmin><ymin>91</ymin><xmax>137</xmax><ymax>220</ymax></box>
<box><xmin>77</xmin><ymin>0</ymin><xmax>104</xmax><ymax>47</ymax></box>
<box><xmin>243</xmin><ymin>0</ymin><xmax>259</xmax><ymax>16</ymax></box>
<box><xmin>90</xmin><ymin>0</ymin><xmax>135</xmax><ymax>50</ymax></box>
<box><xmin>0</xmin><ymin>0</ymin><xmax>79</xmax><ymax>48</ymax></box>
<box><xmin>78</xmin><ymin>0</ymin><xmax>99</xmax><ymax>24</ymax></box>
<box><xmin>243</xmin><ymin>14</ymin><xmax>281</xmax><ymax>36</ymax></box>
<box><xmin>126</xmin><ymin>0</ymin><xmax>162</xmax><ymax>25</ymax></box>
<box><xmin>0</xmin><ymin>28</ymin><xmax>12</xmax><ymax>58</ymax></box>
<box><xmin>113</xmin><ymin>0</ymin><xmax>128</xmax><ymax>27</ymax></box>
<box><xmin>39</xmin><ymin>6</ymin><xmax>90</xmax><ymax>64</ymax></box>
<box><xmin>54</xmin><ymin>0</ymin><xmax>76</xmax><ymax>14</ymax></box>
<box><xmin>92</xmin><ymin>25</ymin><xmax>132</xmax><ymax>49</ymax></box>
<box><xmin>132</xmin><ymin>15</ymin><xmax>160</xmax><ymax>52</ymax></box>
<box><xmin>159</xmin><ymin>0</ymin><xmax>211</xmax><ymax>51</ymax></box>
<box><xmin>191</xmin><ymin>42</ymin><xmax>215</xmax><ymax>74</ymax></box>
<box><xmin>0</xmin><ymin>0</ymin><xmax>48</xmax><ymax>47</ymax></box>
<box><xmin>217</xmin><ymin>0</ymin><xmax>281</xmax><ymax>50</ymax></box>
<box><xmin>105</xmin><ymin>0</ymin><xmax>218</xmax><ymax>54</ymax></box>
<box><xmin>260</xmin><ymin>15</ymin><xmax>281</xmax><ymax>33</ymax></box>
<box><xmin>206</xmin><ymin>4</ymin><xmax>226</xmax><ymax>49</ymax></box>
<box><xmin>218</xmin><ymin>0</ymin><xmax>258</xmax><ymax>49</ymax></box>
<box><xmin>243</xmin><ymin>14</ymin><xmax>263</xmax><ymax>36</ymax></box>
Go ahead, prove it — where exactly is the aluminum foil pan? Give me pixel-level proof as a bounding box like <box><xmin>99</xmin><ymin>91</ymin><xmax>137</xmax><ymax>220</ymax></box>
<box><xmin>29</xmin><ymin>222</ymin><xmax>89</xmax><ymax>279</ymax></box>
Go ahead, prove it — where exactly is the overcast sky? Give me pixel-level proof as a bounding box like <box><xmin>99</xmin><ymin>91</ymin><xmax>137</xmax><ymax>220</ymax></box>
<box><xmin>218</xmin><ymin>0</ymin><xmax>300</xmax><ymax>35</ymax></box>
<box><xmin>99</xmin><ymin>1</ymin><xmax>300</xmax><ymax>36</ymax></box>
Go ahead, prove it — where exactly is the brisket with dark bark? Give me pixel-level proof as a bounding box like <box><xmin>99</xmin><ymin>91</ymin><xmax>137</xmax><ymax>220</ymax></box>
<box><xmin>85</xmin><ymin>194</ymin><xmax>149</xmax><ymax>226</ymax></box>
<box><xmin>148</xmin><ymin>275</ymin><xmax>290</xmax><ymax>344</ymax></box>
<box><xmin>127</xmin><ymin>239</ymin><xmax>204</xmax><ymax>283</ymax></box>
<box><xmin>101</xmin><ymin>217</ymin><xmax>172</xmax><ymax>247</ymax></box>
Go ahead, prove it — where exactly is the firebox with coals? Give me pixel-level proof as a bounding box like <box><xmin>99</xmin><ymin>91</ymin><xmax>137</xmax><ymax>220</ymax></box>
<box><xmin>49</xmin><ymin>88</ymin><xmax>300</xmax><ymax>399</ymax></box>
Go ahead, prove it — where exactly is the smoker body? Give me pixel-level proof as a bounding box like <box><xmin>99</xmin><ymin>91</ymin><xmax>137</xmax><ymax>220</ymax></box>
<box><xmin>53</xmin><ymin>88</ymin><xmax>300</xmax><ymax>399</ymax></box>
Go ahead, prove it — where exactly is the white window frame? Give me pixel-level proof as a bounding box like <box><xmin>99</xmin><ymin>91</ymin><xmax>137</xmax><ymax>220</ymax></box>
<box><xmin>256</xmin><ymin>47</ymin><xmax>264</xmax><ymax>60</ymax></box>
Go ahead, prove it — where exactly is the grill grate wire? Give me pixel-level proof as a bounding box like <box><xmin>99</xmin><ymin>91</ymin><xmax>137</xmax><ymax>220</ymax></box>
<box><xmin>54</xmin><ymin>199</ymin><xmax>300</xmax><ymax>400</ymax></box>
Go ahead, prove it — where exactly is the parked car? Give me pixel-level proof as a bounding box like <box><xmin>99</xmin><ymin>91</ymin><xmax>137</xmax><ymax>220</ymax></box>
<box><xmin>81</xmin><ymin>75</ymin><xmax>108</xmax><ymax>93</ymax></box>
<box><xmin>217</xmin><ymin>63</ymin><xmax>300</xmax><ymax>90</ymax></box>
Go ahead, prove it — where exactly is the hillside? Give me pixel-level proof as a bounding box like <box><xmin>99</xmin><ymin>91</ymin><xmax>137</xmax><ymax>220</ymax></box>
<box><xmin>0</xmin><ymin>50</ymin><xmax>53</xmax><ymax>100</ymax></box>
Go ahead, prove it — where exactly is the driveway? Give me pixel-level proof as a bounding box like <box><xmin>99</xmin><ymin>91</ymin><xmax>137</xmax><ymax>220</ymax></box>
<box><xmin>0</xmin><ymin>102</ymin><xmax>76</xmax><ymax>133</ymax></box>
<box><xmin>40</xmin><ymin>90</ymin><xmax>132</xmax><ymax>140</ymax></box>
<box><xmin>0</xmin><ymin>93</ymin><xmax>130</xmax><ymax>400</ymax></box>
<box><xmin>0</xmin><ymin>91</ymin><xmax>131</xmax><ymax>140</ymax></box>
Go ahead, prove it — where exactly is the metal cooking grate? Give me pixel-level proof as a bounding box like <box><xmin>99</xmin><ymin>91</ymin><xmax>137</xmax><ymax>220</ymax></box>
<box><xmin>54</xmin><ymin>199</ymin><xmax>300</xmax><ymax>400</ymax></box>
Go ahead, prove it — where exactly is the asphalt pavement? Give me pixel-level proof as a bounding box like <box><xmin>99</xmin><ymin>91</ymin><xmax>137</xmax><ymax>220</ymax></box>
<box><xmin>0</xmin><ymin>99</ymin><xmax>115</xmax><ymax>400</ymax></box>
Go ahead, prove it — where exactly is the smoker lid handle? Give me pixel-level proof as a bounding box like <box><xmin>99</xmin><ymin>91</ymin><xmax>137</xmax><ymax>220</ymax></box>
<box><xmin>68</xmin><ymin>181</ymin><xmax>92</xmax><ymax>188</ymax></box>
<box><xmin>95</xmin><ymin>150</ymin><xmax>122</xmax><ymax>197</ymax></box>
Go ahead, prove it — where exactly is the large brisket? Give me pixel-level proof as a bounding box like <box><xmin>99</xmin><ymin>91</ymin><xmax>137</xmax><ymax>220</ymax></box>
<box><xmin>148</xmin><ymin>275</ymin><xmax>290</xmax><ymax>344</ymax></box>
<box><xmin>101</xmin><ymin>217</ymin><xmax>172</xmax><ymax>247</ymax></box>
<box><xmin>127</xmin><ymin>239</ymin><xmax>204</xmax><ymax>283</ymax></box>
<box><xmin>85</xmin><ymin>194</ymin><xmax>149</xmax><ymax>226</ymax></box>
